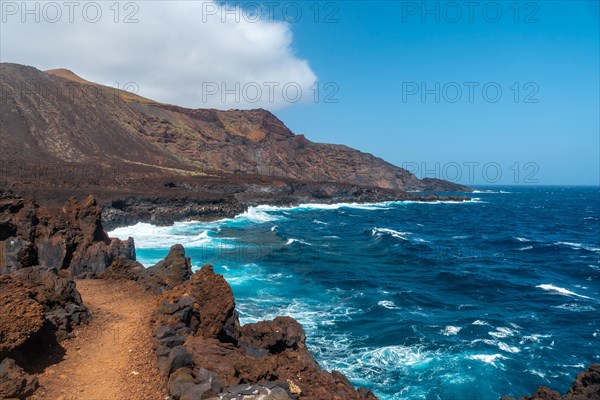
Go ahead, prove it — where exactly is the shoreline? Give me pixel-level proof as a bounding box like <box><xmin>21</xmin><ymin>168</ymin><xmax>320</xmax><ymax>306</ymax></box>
<box><xmin>1</xmin><ymin>192</ymin><xmax>598</xmax><ymax>400</ymax></box>
<box><xmin>101</xmin><ymin>192</ymin><xmax>473</xmax><ymax>231</ymax></box>
<box><xmin>0</xmin><ymin>193</ymin><xmax>381</xmax><ymax>399</ymax></box>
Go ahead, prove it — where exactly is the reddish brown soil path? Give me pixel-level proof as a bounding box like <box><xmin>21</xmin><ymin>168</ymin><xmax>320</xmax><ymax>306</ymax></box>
<box><xmin>31</xmin><ymin>280</ymin><xmax>166</xmax><ymax>400</ymax></box>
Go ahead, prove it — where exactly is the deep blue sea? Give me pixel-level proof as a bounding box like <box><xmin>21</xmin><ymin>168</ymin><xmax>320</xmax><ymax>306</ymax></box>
<box><xmin>109</xmin><ymin>186</ymin><xmax>600</xmax><ymax>400</ymax></box>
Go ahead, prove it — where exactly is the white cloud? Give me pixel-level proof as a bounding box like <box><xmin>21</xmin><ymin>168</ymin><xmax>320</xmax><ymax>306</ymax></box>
<box><xmin>0</xmin><ymin>0</ymin><xmax>317</xmax><ymax>109</ymax></box>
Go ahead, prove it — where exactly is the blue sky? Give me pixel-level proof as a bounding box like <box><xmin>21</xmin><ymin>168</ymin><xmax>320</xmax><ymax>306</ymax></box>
<box><xmin>274</xmin><ymin>1</ymin><xmax>600</xmax><ymax>185</ymax></box>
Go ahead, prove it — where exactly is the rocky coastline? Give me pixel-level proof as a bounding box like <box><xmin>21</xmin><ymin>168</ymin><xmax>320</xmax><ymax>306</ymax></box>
<box><xmin>100</xmin><ymin>186</ymin><xmax>470</xmax><ymax>231</ymax></box>
<box><xmin>1</xmin><ymin>193</ymin><xmax>598</xmax><ymax>399</ymax></box>
<box><xmin>0</xmin><ymin>193</ymin><xmax>380</xmax><ymax>399</ymax></box>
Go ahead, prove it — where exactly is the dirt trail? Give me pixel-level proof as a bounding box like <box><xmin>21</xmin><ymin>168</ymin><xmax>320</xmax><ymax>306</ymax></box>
<box><xmin>32</xmin><ymin>280</ymin><xmax>166</xmax><ymax>400</ymax></box>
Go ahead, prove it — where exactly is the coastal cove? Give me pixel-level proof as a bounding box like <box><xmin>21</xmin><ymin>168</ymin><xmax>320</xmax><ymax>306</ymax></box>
<box><xmin>110</xmin><ymin>186</ymin><xmax>600</xmax><ymax>400</ymax></box>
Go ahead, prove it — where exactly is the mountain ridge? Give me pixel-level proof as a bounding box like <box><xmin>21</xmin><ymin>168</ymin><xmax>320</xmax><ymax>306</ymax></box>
<box><xmin>0</xmin><ymin>62</ymin><xmax>469</xmax><ymax>210</ymax></box>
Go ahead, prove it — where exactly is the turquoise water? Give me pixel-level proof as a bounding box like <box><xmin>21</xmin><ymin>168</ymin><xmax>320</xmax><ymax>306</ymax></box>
<box><xmin>109</xmin><ymin>186</ymin><xmax>600</xmax><ymax>399</ymax></box>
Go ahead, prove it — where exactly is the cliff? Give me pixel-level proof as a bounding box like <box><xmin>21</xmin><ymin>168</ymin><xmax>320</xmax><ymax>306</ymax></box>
<box><xmin>0</xmin><ymin>63</ymin><xmax>469</xmax><ymax>212</ymax></box>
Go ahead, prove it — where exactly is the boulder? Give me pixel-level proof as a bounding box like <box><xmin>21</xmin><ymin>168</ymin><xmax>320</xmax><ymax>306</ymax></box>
<box><xmin>10</xmin><ymin>266</ymin><xmax>90</xmax><ymax>342</ymax></box>
<box><xmin>240</xmin><ymin>316</ymin><xmax>306</xmax><ymax>354</ymax></box>
<box><xmin>146</xmin><ymin>244</ymin><xmax>193</xmax><ymax>291</ymax></box>
<box><xmin>164</xmin><ymin>345</ymin><xmax>194</xmax><ymax>375</ymax></box>
<box><xmin>160</xmin><ymin>264</ymin><xmax>240</xmax><ymax>343</ymax></box>
<box><xmin>1</xmin><ymin>237</ymin><xmax>37</xmax><ymax>273</ymax></box>
<box><xmin>168</xmin><ymin>368</ymin><xmax>197</xmax><ymax>399</ymax></box>
<box><xmin>0</xmin><ymin>194</ymin><xmax>135</xmax><ymax>277</ymax></box>
<box><xmin>0</xmin><ymin>358</ymin><xmax>39</xmax><ymax>399</ymax></box>
<box><xmin>0</xmin><ymin>275</ymin><xmax>44</xmax><ymax>357</ymax></box>
<box><xmin>564</xmin><ymin>364</ymin><xmax>600</xmax><ymax>400</ymax></box>
<box><xmin>102</xmin><ymin>246</ymin><xmax>192</xmax><ymax>294</ymax></box>
<box><xmin>99</xmin><ymin>256</ymin><xmax>145</xmax><ymax>281</ymax></box>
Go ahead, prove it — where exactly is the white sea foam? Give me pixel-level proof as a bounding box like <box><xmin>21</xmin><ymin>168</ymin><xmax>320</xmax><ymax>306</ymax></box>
<box><xmin>488</xmin><ymin>327</ymin><xmax>517</xmax><ymax>339</ymax></box>
<box><xmin>468</xmin><ymin>353</ymin><xmax>507</xmax><ymax>366</ymax></box>
<box><xmin>237</xmin><ymin>206</ymin><xmax>280</xmax><ymax>223</ymax></box>
<box><xmin>564</xmin><ymin>363</ymin><xmax>585</xmax><ymax>369</ymax></box>
<box><xmin>482</xmin><ymin>339</ymin><xmax>521</xmax><ymax>353</ymax></box>
<box><xmin>552</xmin><ymin>303</ymin><xmax>596</xmax><ymax>312</ymax></box>
<box><xmin>108</xmin><ymin>223</ymin><xmax>217</xmax><ymax>249</ymax></box>
<box><xmin>285</xmin><ymin>238</ymin><xmax>312</xmax><ymax>246</ymax></box>
<box><xmin>440</xmin><ymin>326</ymin><xmax>462</xmax><ymax>336</ymax></box>
<box><xmin>313</xmin><ymin>219</ymin><xmax>329</xmax><ymax>225</ymax></box>
<box><xmin>378</xmin><ymin>300</ymin><xmax>401</xmax><ymax>310</ymax></box>
<box><xmin>518</xmin><ymin>246</ymin><xmax>533</xmax><ymax>251</ymax></box>
<box><xmin>254</xmin><ymin>202</ymin><xmax>391</xmax><ymax>212</ymax></box>
<box><xmin>358</xmin><ymin>345</ymin><xmax>432</xmax><ymax>367</ymax></box>
<box><xmin>472</xmin><ymin>190</ymin><xmax>511</xmax><ymax>194</ymax></box>
<box><xmin>390</xmin><ymin>198</ymin><xmax>483</xmax><ymax>205</ymax></box>
<box><xmin>472</xmin><ymin>320</ymin><xmax>491</xmax><ymax>326</ymax></box>
<box><xmin>372</xmin><ymin>227</ymin><xmax>410</xmax><ymax>240</ymax></box>
<box><xmin>515</xmin><ymin>237</ymin><xmax>531</xmax><ymax>242</ymax></box>
<box><xmin>520</xmin><ymin>334</ymin><xmax>551</xmax><ymax>344</ymax></box>
<box><xmin>109</xmin><ymin>198</ymin><xmax>479</xmax><ymax>250</ymax></box>
<box><xmin>529</xmin><ymin>370</ymin><xmax>546</xmax><ymax>379</ymax></box>
<box><xmin>536</xmin><ymin>284</ymin><xmax>592</xmax><ymax>300</ymax></box>
<box><xmin>555</xmin><ymin>242</ymin><xmax>600</xmax><ymax>252</ymax></box>
<box><xmin>238</xmin><ymin>297</ymin><xmax>359</xmax><ymax>331</ymax></box>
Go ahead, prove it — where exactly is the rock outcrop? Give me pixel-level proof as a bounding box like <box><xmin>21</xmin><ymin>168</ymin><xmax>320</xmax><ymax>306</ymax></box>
<box><xmin>0</xmin><ymin>193</ymin><xmax>135</xmax><ymax>277</ymax></box>
<box><xmin>502</xmin><ymin>364</ymin><xmax>600</xmax><ymax>400</ymax></box>
<box><xmin>102</xmin><ymin>196</ymin><xmax>247</xmax><ymax>231</ymax></box>
<box><xmin>0</xmin><ymin>358</ymin><xmax>39</xmax><ymax>399</ymax></box>
<box><xmin>100</xmin><ymin>244</ymin><xmax>193</xmax><ymax>294</ymax></box>
<box><xmin>10</xmin><ymin>266</ymin><xmax>90</xmax><ymax>342</ymax></box>
<box><xmin>151</xmin><ymin>263</ymin><xmax>378</xmax><ymax>400</ymax></box>
<box><xmin>0</xmin><ymin>275</ymin><xmax>45</xmax><ymax>357</ymax></box>
<box><xmin>0</xmin><ymin>194</ymin><xmax>130</xmax><ymax>398</ymax></box>
<box><xmin>0</xmin><ymin>266</ymin><xmax>90</xmax><ymax>399</ymax></box>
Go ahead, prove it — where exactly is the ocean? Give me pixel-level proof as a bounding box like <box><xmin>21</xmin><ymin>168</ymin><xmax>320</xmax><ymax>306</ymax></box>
<box><xmin>109</xmin><ymin>186</ymin><xmax>600</xmax><ymax>400</ymax></box>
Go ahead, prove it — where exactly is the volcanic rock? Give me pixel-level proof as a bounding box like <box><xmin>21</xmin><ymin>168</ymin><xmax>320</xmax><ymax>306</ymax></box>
<box><xmin>146</xmin><ymin>244</ymin><xmax>193</xmax><ymax>290</ymax></box>
<box><xmin>0</xmin><ymin>193</ymin><xmax>134</xmax><ymax>277</ymax></box>
<box><xmin>564</xmin><ymin>364</ymin><xmax>600</xmax><ymax>399</ymax></box>
<box><xmin>0</xmin><ymin>358</ymin><xmax>39</xmax><ymax>400</ymax></box>
<box><xmin>501</xmin><ymin>364</ymin><xmax>600</xmax><ymax>400</ymax></box>
<box><xmin>152</xmin><ymin>261</ymin><xmax>379</xmax><ymax>399</ymax></box>
<box><xmin>10</xmin><ymin>266</ymin><xmax>90</xmax><ymax>342</ymax></box>
<box><xmin>0</xmin><ymin>275</ymin><xmax>44</xmax><ymax>357</ymax></box>
<box><xmin>100</xmin><ymin>244</ymin><xmax>193</xmax><ymax>294</ymax></box>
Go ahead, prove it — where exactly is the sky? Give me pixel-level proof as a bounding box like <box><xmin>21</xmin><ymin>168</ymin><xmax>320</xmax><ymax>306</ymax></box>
<box><xmin>1</xmin><ymin>1</ymin><xmax>598</xmax><ymax>185</ymax></box>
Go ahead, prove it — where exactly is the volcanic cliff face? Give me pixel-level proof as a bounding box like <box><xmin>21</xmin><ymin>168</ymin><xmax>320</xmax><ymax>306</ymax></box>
<box><xmin>0</xmin><ymin>63</ymin><xmax>468</xmax><ymax>202</ymax></box>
